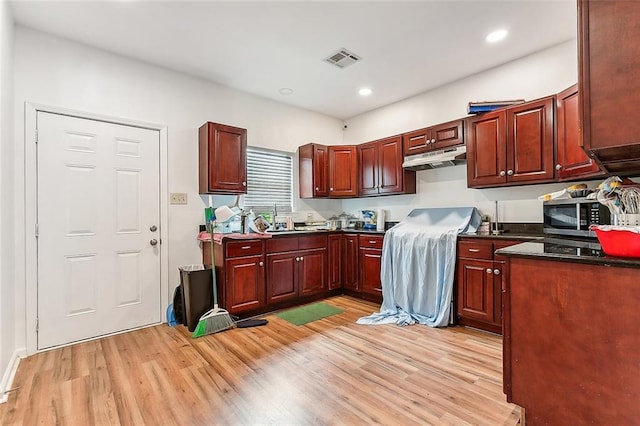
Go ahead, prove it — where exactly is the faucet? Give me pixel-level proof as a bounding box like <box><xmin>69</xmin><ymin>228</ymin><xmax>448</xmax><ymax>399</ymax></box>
<box><xmin>272</xmin><ymin>203</ymin><xmax>278</xmax><ymax>229</ymax></box>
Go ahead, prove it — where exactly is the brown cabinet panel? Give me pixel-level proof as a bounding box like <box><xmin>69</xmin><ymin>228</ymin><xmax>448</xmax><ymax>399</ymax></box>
<box><xmin>466</xmin><ymin>110</ymin><xmax>507</xmax><ymax>187</ymax></box>
<box><xmin>328</xmin><ymin>234</ymin><xmax>342</xmax><ymax>290</ymax></box>
<box><xmin>506</xmin><ymin>97</ymin><xmax>555</xmax><ymax>183</ymax></box>
<box><xmin>456</xmin><ymin>259</ymin><xmax>494</xmax><ymax>323</ymax></box>
<box><xmin>358</xmin><ymin>136</ymin><xmax>415</xmax><ymax>197</ymax></box>
<box><xmin>298</xmin><ymin>143</ymin><xmax>329</xmax><ymax>198</ymax></box>
<box><xmin>266</xmin><ymin>252</ymin><xmax>298</xmax><ymax>304</ymax></box>
<box><xmin>579</xmin><ymin>0</ymin><xmax>640</xmax><ymax>172</ymax></box>
<box><xmin>402</xmin><ymin>119</ymin><xmax>464</xmax><ymax>156</ymax></box>
<box><xmin>299</xmin><ymin>248</ymin><xmax>327</xmax><ymax>296</ymax></box>
<box><xmin>266</xmin><ymin>237</ymin><xmax>298</xmax><ymax>253</ymax></box>
<box><xmin>378</xmin><ymin>136</ymin><xmax>404</xmax><ymax>194</ymax></box>
<box><xmin>357</xmin><ymin>142</ymin><xmax>378</xmax><ymax>196</ymax></box>
<box><xmin>358</xmin><ymin>234</ymin><xmax>384</xmax><ymax>250</ymax></box>
<box><xmin>457</xmin><ymin>240</ymin><xmax>493</xmax><ymax>259</ymax></box>
<box><xmin>198</xmin><ymin>122</ymin><xmax>247</xmax><ymax>194</ymax></box>
<box><xmin>226</xmin><ymin>240</ymin><xmax>264</xmax><ymax>258</ymax></box>
<box><xmin>224</xmin><ymin>255</ymin><xmax>265</xmax><ymax>313</ymax></box>
<box><xmin>556</xmin><ymin>85</ymin><xmax>603</xmax><ymax>180</ymax></box>
<box><xmin>342</xmin><ymin>234</ymin><xmax>359</xmax><ymax>291</ymax></box>
<box><xmin>328</xmin><ymin>146</ymin><xmax>357</xmax><ymax>197</ymax></box>
<box><xmin>359</xmin><ymin>248</ymin><xmax>382</xmax><ymax>296</ymax></box>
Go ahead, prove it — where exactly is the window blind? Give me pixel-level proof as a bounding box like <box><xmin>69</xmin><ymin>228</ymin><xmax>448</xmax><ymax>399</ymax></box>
<box><xmin>244</xmin><ymin>147</ymin><xmax>293</xmax><ymax>213</ymax></box>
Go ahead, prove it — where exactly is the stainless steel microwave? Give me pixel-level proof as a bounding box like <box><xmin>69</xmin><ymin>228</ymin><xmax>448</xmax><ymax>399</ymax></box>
<box><xmin>543</xmin><ymin>197</ymin><xmax>611</xmax><ymax>238</ymax></box>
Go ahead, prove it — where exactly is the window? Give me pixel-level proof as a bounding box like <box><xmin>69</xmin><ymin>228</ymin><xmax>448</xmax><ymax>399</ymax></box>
<box><xmin>244</xmin><ymin>147</ymin><xmax>293</xmax><ymax>214</ymax></box>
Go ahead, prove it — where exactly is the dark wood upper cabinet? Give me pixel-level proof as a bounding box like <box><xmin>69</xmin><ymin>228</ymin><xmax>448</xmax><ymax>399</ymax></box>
<box><xmin>466</xmin><ymin>97</ymin><xmax>554</xmax><ymax>188</ymax></box>
<box><xmin>358</xmin><ymin>136</ymin><xmax>415</xmax><ymax>197</ymax></box>
<box><xmin>198</xmin><ymin>122</ymin><xmax>247</xmax><ymax>194</ymax></box>
<box><xmin>403</xmin><ymin>119</ymin><xmax>464</xmax><ymax>156</ymax></box>
<box><xmin>466</xmin><ymin>110</ymin><xmax>507</xmax><ymax>188</ymax></box>
<box><xmin>579</xmin><ymin>0</ymin><xmax>640</xmax><ymax>174</ymax></box>
<box><xmin>506</xmin><ymin>97</ymin><xmax>555</xmax><ymax>184</ymax></box>
<box><xmin>299</xmin><ymin>143</ymin><xmax>329</xmax><ymax>198</ymax></box>
<box><xmin>556</xmin><ymin>84</ymin><xmax>603</xmax><ymax>180</ymax></box>
<box><xmin>328</xmin><ymin>146</ymin><xmax>358</xmax><ymax>197</ymax></box>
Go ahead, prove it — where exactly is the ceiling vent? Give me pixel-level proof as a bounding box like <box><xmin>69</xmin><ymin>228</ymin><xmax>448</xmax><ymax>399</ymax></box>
<box><xmin>324</xmin><ymin>48</ymin><xmax>361</xmax><ymax>69</ymax></box>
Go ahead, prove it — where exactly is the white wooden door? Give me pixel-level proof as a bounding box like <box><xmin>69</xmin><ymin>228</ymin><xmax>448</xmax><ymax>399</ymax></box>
<box><xmin>37</xmin><ymin>111</ymin><xmax>161</xmax><ymax>349</ymax></box>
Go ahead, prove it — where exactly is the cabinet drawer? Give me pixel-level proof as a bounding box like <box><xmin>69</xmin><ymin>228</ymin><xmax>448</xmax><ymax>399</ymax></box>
<box><xmin>299</xmin><ymin>234</ymin><xmax>327</xmax><ymax>250</ymax></box>
<box><xmin>458</xmin><ymin>240</ymin><xmax>493</xmax><ymax>259</ymax></box>
<box><xmin>226</xmin><ymin>240</ymin><xmax>263</xmax><ymax>258</ymax></box>
<box><xmin>359</xmin><ymin>234</ymin><xmax>384</xmax><ymax>249</ymax></box>
<box><xmin>266</xmin><ymin>237</ymin><xmax>299</xmax><ymax>253</ymax></box>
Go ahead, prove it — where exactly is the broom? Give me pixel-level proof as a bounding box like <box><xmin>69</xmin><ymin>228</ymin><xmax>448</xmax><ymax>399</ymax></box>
<box><xmin>192</xmin><ymin>220</ymin><xmax>235</xmax><ymax>338</ymax></box>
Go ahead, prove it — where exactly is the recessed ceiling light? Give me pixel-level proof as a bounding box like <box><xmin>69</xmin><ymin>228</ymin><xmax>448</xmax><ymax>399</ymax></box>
<box><xmin>486</xmin><ymin>29</ymin><xmax>508</xmax><ymax>43</ymax></box>
<box><xmin>359</xmin><ymin>87</ymin><xmax>373</xmax><ymax>96</ymax></box>
<box><xmin>279</xmin><ymin>88</ymin><xmax>294</xmax><ymax>95</ymax></box>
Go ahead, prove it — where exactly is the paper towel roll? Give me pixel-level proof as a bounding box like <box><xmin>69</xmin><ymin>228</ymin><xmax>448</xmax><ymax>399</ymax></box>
<box><xmin>376</xmin><ymin>209</ymin><xmax>385</xmax><ymax>231</ymax></box>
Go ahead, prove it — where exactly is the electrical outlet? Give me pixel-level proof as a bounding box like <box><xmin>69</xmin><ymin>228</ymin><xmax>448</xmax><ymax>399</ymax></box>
<box><xmin>170</xmin><ymin>193</ymin><xmax>187</xmax><ymax>205</ymax></box>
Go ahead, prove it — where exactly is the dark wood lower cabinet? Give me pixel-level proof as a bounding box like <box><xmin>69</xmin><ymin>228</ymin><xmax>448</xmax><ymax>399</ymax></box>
<box><xmin>456</xmin><ymin>238</ymin><xmax>522</xmax><ymax>334</ymax></box>
<box><xmin>265</xmin><ymin>251</ymin><xmax>298</xmax><ymax>304</ymax></box>
<box><xmin>204</xmin><ymin>232</ymin><xmax>384</xmax><ymax>317</ymax></box>
<box><xmin>224</xmin><ymin>255</ymin><xmax>265</xmax><ymax>313</ymax></box>
<box><xmin>503</xmin><ymin>256</ymin><xmax>640</xmax><ymax>424</ymax></box>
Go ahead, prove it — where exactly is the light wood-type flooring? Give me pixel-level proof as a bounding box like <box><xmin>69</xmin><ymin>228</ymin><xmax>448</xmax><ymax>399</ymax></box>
<box><xmin>0</xmin><ymin>296</ymin><xmax>520</xmax><ymax>425</ymax></box>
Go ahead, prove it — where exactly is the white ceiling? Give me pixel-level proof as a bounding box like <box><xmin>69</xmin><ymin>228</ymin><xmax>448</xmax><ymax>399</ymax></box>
<box><xmin>9</xmin><ymin>0</ymin><xmax>577</xmax><ymax>120</ymax></box>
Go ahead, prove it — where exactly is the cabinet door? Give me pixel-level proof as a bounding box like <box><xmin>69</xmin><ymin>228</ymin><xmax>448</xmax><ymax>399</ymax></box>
<box><xmin>359</xmin><ymin>248</ymin><xmax>382</xmax><ymax>296</ymax></box>
<box><xmin>456</xmin><ymin>258</ymin><xmax>494</xmax><ymax>323</ymax></box>
<box><xmin>224</xmin><ymin>255</ymin><xmax>264</xmax><ymax>313</ymax></box>
<box><xmin>579</xmin><ymin>0</ymin><xmax>640</xmax><ymax>164</ymax></box>
<box><xmin>198</xmin><ymin>122</ymin><xmax>247</xmax><ymax>194</ymax></box>
<box><xmin>402</xmin><ymin>127</ymin><xmax>432</xmax><ymax>156</ymax></box>
<box><xmin>298</xmin><ymin>143</ymin><xmax>328</xmax><ymax>198</ymax></box>
<box><xmin>328</xmin><ymin>234</ymin><xmax>342</xmax><ymax>290</ymax></box>
<box><xmin>299</xmin><ymin>247</ymin><xmax>327</xmax><ymax>296</ymax></box>
<box><xmin>266</xmin><ymin>252</ymin><xmax>298</xmax><ymax>304</ymax></box>
<box><xmin>342</xmin><ymin>234</ymin><xmax>359</xmax><ymax>290</ymax></box>
<box><xmin>466</xmin><ymin>110</ymin><xmax>507</xmax><ymax>188</ymax></box>
<box><xmin>357</xmin><ymin>142</ymin><xmax>379</xmax><ymax>196</ymax></box>
<box><xmin>328</xmin><ymin>146</ymin><xmax>357</xmax><ymax>197</ymax></box>
<box><xmin>378</xmin><ymin>136</ymin><xmax>404</xmax><ymax>195</ymax></box>
<box><xmin>506</xmin><ymin>97</ymin><xmax>555</xmax><ymax>184</ymax></box>
<box><xmin>431</xmin><ymin>119</ymin><xmax>464</xmax><ymax>151</ymax></box>
<box><xmin>556</xmin><ymin>85</ymin><xmax>602</xmax><ymax>180</ymax></box>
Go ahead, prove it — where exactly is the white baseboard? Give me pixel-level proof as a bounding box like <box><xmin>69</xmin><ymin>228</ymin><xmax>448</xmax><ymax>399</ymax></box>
<box><xmin>0</xmin><ymin>348</ymin><xmax>25</xmax><ymax>404</ymax></box>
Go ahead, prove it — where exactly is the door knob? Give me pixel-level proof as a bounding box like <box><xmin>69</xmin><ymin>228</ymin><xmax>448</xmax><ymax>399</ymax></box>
<box><xmin>499</xmin><ymin>170</ymin><xmax>506</xmax><ymax>177</ymax></box>
<box><xmin>150</xmin><ymin>225</ymin><xmax>157</xmax><ymax>232</ymax></box>
<box><xmin>555</xmin><ymin>164</ymin><xmax>562</xmax><ymax>170</ymax></box>
<box><xmin>259</xmin><ymin>261</ymin><xmax>264</xmax><ymax>267</ymax></box>
<box><xmin>493</xmin><ymin>269</ymin><xmax>501</xmax><ymax>275</ymax></box>
<box><xmin>486</xmin><ymin>268</ymin><xmax>493</xmax><ymax>274</ymax></box>
<box><xmin>150</xmin><ymin>239</ymin><xmax>158</xmax><ymax>246</ymax></box>
<box><xmin>507</xmin><ymin>169</ymin><xmax>514</xmax><ymax>176</ymax></box>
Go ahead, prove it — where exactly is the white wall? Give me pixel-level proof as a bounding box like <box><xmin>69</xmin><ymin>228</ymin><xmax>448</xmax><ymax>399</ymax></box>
<box><xmin>0</xmin><ymin>0</ymin><xmax>16</xmax><ymax>395</ymax></box>
<box><xmin>13</xmin><ymin>27</ymin><xmax>343</xmax><ymax>350</ymax></box>
<box><xmin>341</xmin><ymin>40</ymin><xmax>598</xmax><ymax>222</ymax></box>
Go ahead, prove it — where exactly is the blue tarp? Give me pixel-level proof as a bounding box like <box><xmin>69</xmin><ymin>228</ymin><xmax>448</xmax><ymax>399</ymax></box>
<box><xmin>357</xmin><ymin>207</ymin><xmax>481</xmax><ymax>327</ymax></box>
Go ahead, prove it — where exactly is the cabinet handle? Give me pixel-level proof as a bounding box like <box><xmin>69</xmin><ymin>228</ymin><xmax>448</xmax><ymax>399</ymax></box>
<box><xmin>486</xmin><ymin>268</ymin><xmax>493</xmax><ymax>274</ymax></box>
<box><xmin>369</xmin><ymin>240</ymin><xmax>377</xmax><ymax>244</ymax></box>
<box><xmin>300</xmin><ymin>257</ymin><xmax>304</xmax><ymax>261</ymax></box>
<box><xmin>242</xmin><ymin>181</ymin><xmax>246</xmax><ymax>186</ymax></box>
<box><xmin>296</xmin><ymin>257</ymin><xmax>300</xmax><ymax>261</ymax></box>
<box><xmin>330</xmin><ymin>187</ymin><xmax>334</xmax><ymax>191</ymax></box>
<box><xmin>431</xmin><ymin>138</ymin><xmax>436</xmax><ymax>144</ymax></box>
<box><xmin>315</xmin><ymin>187</ymin><xmax>319</xmax><ymax>191</ymax></box>
<box><xmin>507</xmin><ymin>169</ymin><xmax>514</xmax><ymax>176</ymax></box>
<box><xmin>241</xmin><ymin>246</ymin><xmax>251</xmax><ymax>250</ymax></box>
<box><xmin>259</xmin><ymin>261</ymin><xmax>264</xmax><ymax>267</ymax></box>
<box><xmin>493</xmin><ymin>269</ymin><xmax>501</xmax><ymax>275</ymax></box>
<box><xmin>468</xmin><ymin>248</ymin><xmax>480</xmax><ymax>253</ymax></box>
<box><xmin>499</xmin><ymin>170</ymin><xmax>506</xmax><ymax>177</ymax></box>
<box><xmin>555</xmin><ymin>164</ymin><xmax>562</xmax><ymax>171</ymax></box>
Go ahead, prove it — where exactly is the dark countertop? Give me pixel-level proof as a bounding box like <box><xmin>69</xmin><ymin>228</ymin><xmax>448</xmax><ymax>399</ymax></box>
<box><xmin>496</xmin><ymin>238</ymin><xmax>640</xmax><ymax>268</ymax></box>
<box><xmin>459</xmin><ymin>233</ymin><xmax>543</xmax><ymax>241</ymax></box>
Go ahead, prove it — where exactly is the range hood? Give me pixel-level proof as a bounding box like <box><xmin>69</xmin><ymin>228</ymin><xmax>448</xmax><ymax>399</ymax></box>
<box><xmin>402</xmin><ymin>145</ymin><xmax>467</xmax><ymax>170</ymax></box>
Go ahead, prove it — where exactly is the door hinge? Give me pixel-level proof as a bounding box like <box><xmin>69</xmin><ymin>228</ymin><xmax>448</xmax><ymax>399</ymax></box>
<box><xmin>36</xmin><ymin>318</ymin><xmax>39</xmax><ymax>333</ymax></box>
<box><xmin>35</xmin><ymin>223</ymin><xmax>39</xmax><ymax>238</ymax></box>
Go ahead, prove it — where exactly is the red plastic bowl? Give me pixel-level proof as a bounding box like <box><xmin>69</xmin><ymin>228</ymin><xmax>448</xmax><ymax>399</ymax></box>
<box><xmin>591</xmin><ymin>226</ymin><xmax>640</xmax><ymax>258</ymax></box>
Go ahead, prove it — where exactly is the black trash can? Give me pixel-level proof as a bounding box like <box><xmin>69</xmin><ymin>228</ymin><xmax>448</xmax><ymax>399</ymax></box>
<box><xmin>178</xmin><ymin>265</ymin><xmax>214</xmax><ymax>332</ymax></box>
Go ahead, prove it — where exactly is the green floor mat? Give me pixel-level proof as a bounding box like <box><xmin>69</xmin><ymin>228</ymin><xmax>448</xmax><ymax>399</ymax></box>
<box><xmin>275</xmin><ymin>302</ymin><xmax>344</xmax><ymax>326</ymax></box>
